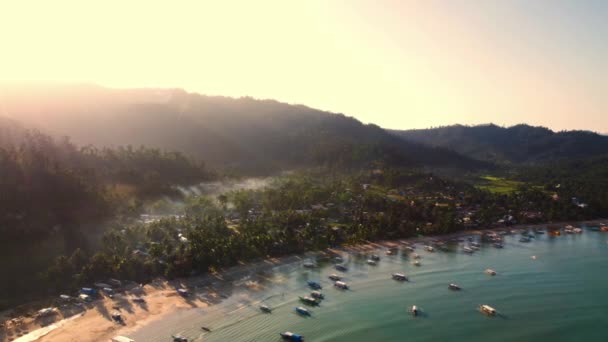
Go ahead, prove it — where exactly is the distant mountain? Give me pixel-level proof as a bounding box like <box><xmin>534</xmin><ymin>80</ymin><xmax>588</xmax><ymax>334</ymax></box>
<box><xmin>0</xmin><ymin>84</ymin><xmax>488</xmax><ymax>174</ymax></box>
<box><xmin>392</xmin><ymin>124</ymin><xmax>608</xmax><ymax>164</ymax></box>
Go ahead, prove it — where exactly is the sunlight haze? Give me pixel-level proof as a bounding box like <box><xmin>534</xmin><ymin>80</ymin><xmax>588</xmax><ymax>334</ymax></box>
<box><xmin>1</xmin><ymin>0</ymin><xmax>606</xmax><ymax>131</ymax></box>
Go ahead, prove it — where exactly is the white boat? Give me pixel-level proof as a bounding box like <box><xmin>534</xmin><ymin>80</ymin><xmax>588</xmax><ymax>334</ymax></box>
<box><xmin>172</xmin><ymin>335</ymin><xmax>188</xmax><ymax>342</ymax></box>
<box><xmin>385</xmin><ymin>250</ymin><xmax>394</xmax><ymax>256</ymax></box>
<box><xmin>334</xmin><ymin>281</ymin><xmax>349</xmax><ymax>289</ymax></box>
<box><xmin>409</xmin><ymin>305</ymin><xmax>419</xmax><ymax>316</ymax></box>
<box><xmin>303</xmin><ymin>262</ymin><xmax>316</xmax><ymax>268</ymax></box>
<box><xmin>412</xmin><ymin>253</ymin><xmax>421</xmax><ymax>259</ymax></box>
<box><xmin>463</xmin><ymin>247</ymin><xmax>474</xmax><ymax>254</ymax></box>
<box><xmin>412</xmin><ymin>260</ymin><xmax>421</xmax><ymax>267</ymax></box>
<box><xmin>479</xmin><ymin>304</ymin><xmax>497</xmax><ymax>316</ymax></box>
<box><xmin>392</xmin><ymin>273</ymin><xmax>408</xmax><ymax>281</ymax></box>
<box><xmin>424</xmin><ymin>245</ymin><xmax>435</xmax><ymax>252</ymax></box>
<box><xmin>367</xmin><ymin>259</ymin><xmax>377</xmax><ymax>266</ymax></box>
<box><xmin>485</xmin><ymin>269</ymin><xmax>497</xmax><ymax>276</ymax></box>
<box><xmin>573</xmin><ymin>227</ymin><xmax>583</xmax><ymax>234</ymax></box>
<box><xmin>404</xmin><ymin>246</ymin><xmax>415</xmax><ymax>252</ymax></box>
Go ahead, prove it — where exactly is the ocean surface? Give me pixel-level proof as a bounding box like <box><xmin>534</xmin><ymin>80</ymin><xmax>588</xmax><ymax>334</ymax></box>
<box><xmin>129</xmin><ymin>226</ymin><xmax>608</xmax><ymax>342</ymax></box>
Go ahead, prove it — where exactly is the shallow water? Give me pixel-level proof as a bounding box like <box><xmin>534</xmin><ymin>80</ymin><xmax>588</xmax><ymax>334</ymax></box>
<box><xmin>130</xmin><ymin>227</ymin><xmax>608</xmax><ymax>342</ymax></box>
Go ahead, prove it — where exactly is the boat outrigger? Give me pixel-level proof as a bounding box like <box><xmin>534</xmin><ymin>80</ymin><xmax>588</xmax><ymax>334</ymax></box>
<box><xmin>307</xmin><ymin>281</ymin><xmax>322</xmax><ymax>289</ymax></box>
<box><xmin>334</xmin><ymin>281</ymin><xmax>349</xmax><ymax>290</ymax></box>
<box><xmin>281</xmin><ymin>331</ymin><xmax>304</xmax><ymax>341</ymax></box>
<box><xmin>295</xmin><ymin>306</ymin><xmax>311</xmax><ymax>316</ymax></box>
<box><xmin>479</xmin><ymin>304</ymin><xmax>497</xmax><ymax>316</ymax></box>
<box><xmin>448</xmin><ymin>283</ymin><xmax>461</xmax><ymax>290</ymax></box>
<box><xmin>392</xmin><ymin>273</ymin><xmax>408</xmax><ymax>281</ymax></box>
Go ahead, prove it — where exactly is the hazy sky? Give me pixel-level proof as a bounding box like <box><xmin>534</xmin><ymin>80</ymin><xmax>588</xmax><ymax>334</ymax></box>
<box><xmin>1</xmin><ymin>0</ymin><xmax>606</xmax><ymax>131</ymax></box>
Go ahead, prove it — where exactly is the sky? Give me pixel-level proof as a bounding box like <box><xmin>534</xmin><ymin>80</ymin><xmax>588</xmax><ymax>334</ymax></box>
<box><xmin>0</xmin><ymin>0</ymin><xmax>606</xmax><ymax>131</ymax></box>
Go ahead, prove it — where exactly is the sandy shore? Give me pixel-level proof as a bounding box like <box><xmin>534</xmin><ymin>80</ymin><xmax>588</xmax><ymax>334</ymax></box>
<box><xmin>2</xmin><ymin>218</ymin><xmax>605</xmax><ymax>342</ymax></box>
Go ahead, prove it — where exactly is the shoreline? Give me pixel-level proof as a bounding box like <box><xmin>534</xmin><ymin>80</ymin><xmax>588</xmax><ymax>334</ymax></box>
<box><xmin>2</xmin><ymin>218</ymin><xmax>605</xmax><ymax>342</ymax></box>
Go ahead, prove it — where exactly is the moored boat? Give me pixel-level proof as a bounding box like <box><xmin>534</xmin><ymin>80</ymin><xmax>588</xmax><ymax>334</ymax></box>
<box><xmin>573</xmin><ymin>227</ymin><xmax>583</xmax><ymax>234</ymax></box>
<box><xmin>370</xmin><ymin>254</ymin><xmax>381</xmax><ymax>261</ymax></box>
<box><xmin>479</xmin><ymin>304</ymin><xmax>497</xmax><ymax>316</ymax></box>
<box><xmin>392</xmin><ymin>273</ymin><xmax>408</xmax><ymax>281</ymax></box>
<box><xmin>328</xmin><ymin>274</ymin><xmax>342</xmax><ymax>281</ymax></box>
<box><xmin>463</xmin><ymin>246</ymin><xmax>474</xmax><ymax>254</ymax></box>
<box><xmin>493</xmin><ymin>242</ymin><xmax>503</xmax><ymax>248</ymax></box>
<box><xmin>307</xmin><ymin>281</ymin><xmax>322</xmax><ymax>289</ymax></box>
<box><xmin>310</xmin><ymin>291</ymin><xmax>324</xmax><ymax>299</ymax></box>
<box><xmin>485</xmin><ymin>269</ymin><xmax>497</xmax><ymax>276</ymax></box>
<box><xmin>412</xmin><ymin>253</ymin><xmax>421</xmax><ymax>259</ymax></box>
<box><xmin>367</xmin><ymin>259</ymin><xmax>377</xmax><ymax>266</ymax></box>
<box><xmin>334</xmin><ymin>281</ymin><xmax>349</xmax><ymax>290</ymax></box>
<box><xmin>335</xmin><ymin>264</ymin><xmax>348</xmax><ymax>272</ymax></box>
<box><xmin>412</xmin><ymin>260</ymin><xmax>421</xmax><ymax>267</ymax></box>
<box><xmin>409</xmin><ymin>305</ymin><xmax>419</xmax><ymax>316</ymax></box>
<box><xmin>299</xmin><ymin>296</ymin><xmax>319</xmax><ymax>306</ymax></box>
<box><xmin>303</xmin><ymin>262</ymin><xmax>316</xmax><ymax>268</ymax></box>
<box><xmin>281</xmin><ymin>331</ymin><xmax>304</xmax><ymax>341</ymax></box>
<box><xmin>295</xmin><ymin>306</ymin><xmax>311</xmax><ymax>316</ymax></box>
<box><xmin>424</xmin><ymin>245</ymin><xmax>435</xmax><ymax>252</ymax></box>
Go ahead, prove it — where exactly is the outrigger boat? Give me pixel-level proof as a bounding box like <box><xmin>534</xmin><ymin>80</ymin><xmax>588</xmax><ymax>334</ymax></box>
<box><xmin>307</xmin><ymin>281</ymin><xmax>322</xmax><ymax>289</ymax></box>
<box><xmin>334</xmin><ymin>281</ymin><xmax>349</xmax><ymax>290</ymax></box>
<box><xmin>280</xmin><ymin>331</ymin><xmax>304</xmax><ymax>341</ymax></box>
<box><xmin>299</xmin><ymin>296</ymin><xmax>319</xmax><ymax>306</ymax></box>
<box><xmin>260</xmin><ymin>304</ymin><xmax>272</xmax><ymax>313</ymax></box>
<box><xmin>328</xmin><ymin>274</ymin><xmax>342</xmax><ymax>281</ymax></box>
<box><xmin>448</xmin><ymin>283</ymin><xmax>461</xmax><ymax>290</ymax></box>
<box><xmin>295</xmin><ymin>306</ymin><xmax>311</xmax><ymax>316</ymax></box>
<box><xmin>310</xmin><ymin>291</ymin><xmax>324</xmax><ymax>300</ymax></box>
<box><xmin>392</xmin><ymin>273</ymin><xmax>408</xmax><ymax>281</ymax></box>
<box><xmin>479</xmin><ymin>304</ymin><xmax>497</xmax><ymax>316</ymax></box>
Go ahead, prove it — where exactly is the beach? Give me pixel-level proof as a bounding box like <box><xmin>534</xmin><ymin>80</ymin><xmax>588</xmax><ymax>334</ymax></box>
<box><xmin>2</xmin><ymin>219</ymin><xmax>606</xmax><ymax>342</ymax></box>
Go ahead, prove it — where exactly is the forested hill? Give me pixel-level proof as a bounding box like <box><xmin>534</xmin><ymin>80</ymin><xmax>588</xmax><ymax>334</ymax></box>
<box><xmin>392</xmin><ymin>124</ymin><xmax>608</xmax><ymax>164</ymax></box>
<box><xmin>0</xmin><ymin>84</ymin><xmax>488</xmax><ymax>173</ymax></box>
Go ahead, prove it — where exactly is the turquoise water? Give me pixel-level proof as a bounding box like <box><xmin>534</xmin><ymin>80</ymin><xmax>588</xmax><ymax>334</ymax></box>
<box><xmin>130</xmin><ymin>227</ymin><xmax>608</xmax><ymax>342</ymax></box>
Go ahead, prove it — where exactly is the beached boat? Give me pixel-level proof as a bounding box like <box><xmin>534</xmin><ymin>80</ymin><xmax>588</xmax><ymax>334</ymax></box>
<box><xmin>328</xmin><ymin>274</ymin><xmax>342</xmax><ymax>281</ymax></box>
<box><xmin>260</xmin><ymin>304</ymin><xmax>272</xmax><ymax>313</ymax></box>
<box><xmin>573</xmin><ymin>227</ymin><xmax>583</xmax><ymax>234</ymax></box>
<box><xmin>448</xmin><ymin>283</ymin><xmax>461</xmax><ymax>290</ymax></box>
<box><xmin>334</xmin><ymin>256</ymin><xmax>343</xmax><ymax>262</ymax></box>
<box><xmin>386</xmin><ymin>250</ymin><xmax>394</xmax><ymax>256</ymax></box>
<box><xmin>307</xmin><ymin>281</ymin><xmax>322</xmax><ymax>289</ymax></box>
<box><xmin>367</xmin><ymin>259</ymin><xmax>378</xmax><ymax>266</ymax></box>
<box><xmin>299</xmin><ymin>296</ymin><xmax>319</xmax><ymax>306</ymax></box>
<box><xmin>485</xmin><ymin>269</ymin><xmax>497</xmax><ymax>276</ymax></box>
<box><xmin>424</xmin><ymin>245</ymin><xmax>435</xmax><ymax>252</ymax></box>
<box><xmin>493</xmin><ymin>242</ymin><xmax>503</xmax><ymax>248</ymax></box>
<box><xmin>470</xmin><ymin>242</ymin><xmax>481</xmax><ymax>248</ymax></box>
<box><xmin>201</xmin><ymin>327</ymin><xmax>211</xmax><ymax>332</ymax></box>
<box><xmin>404</xmin><ymin>246</ymin><xmax>415</xmax><ymax>252</ymax></box>
<box><xmin>412</xmin><ymin>253</ymin><xmax>421</xmax><ymax>259</ymax></box>
<box><xmin>409</xmin><ymin>305</ymin><xmax>419</xmax><ymax>316</ymax></box>
<box><xmin>519</xmin><ymin>236</ymin><xmax>531</xmax><ymax>243</ymax></box>
<box><xmin>281</xmin><ymin>331</ymin><xmax>304</xmax><ymax>341</ymax></box>
<box><xmin>172</xmin><ymin>335</ymin><xmax>188</xmax><ymax>342</ymax></box>
<box><xmin>412</xmin><ymin>260</ymin><xmax>421</xmax><ymax>267</ymax></box>
<box><xmin>463</xmin><ymin>246</ymin><xmax>474</xmax><ymax>254</ymax></box>
<box><xmin>310</xmin><ymin>291</ymin><xmax>324</xmax><ymax>299</ymax></box>
<box><xmin>295</xmin><ymin>306</ymin><xmax>311</xmax><ymax>316</ymax></box>
<box><xmin>335</xmin><ymin>264</ymin><xmax>348</xmax><ymax>272</ymax></box>
<box><xmin>334</xmin><ymin>281</ymin><xmax>349</xmax><ymax>290</ymax></box>
<box><xmin>370</xmin><ymin>254</ymin><xmax>381</xmax><ymax>261</ymax></box>
<box><xmin>479</xmin><ymin>304</ymin><xmax>497</xmax><ymax>316</ymax></box>
<box><xmin>392</xmin><ymin>273</ymin><xmax>408</xmax><ymax>281</ymax></box>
